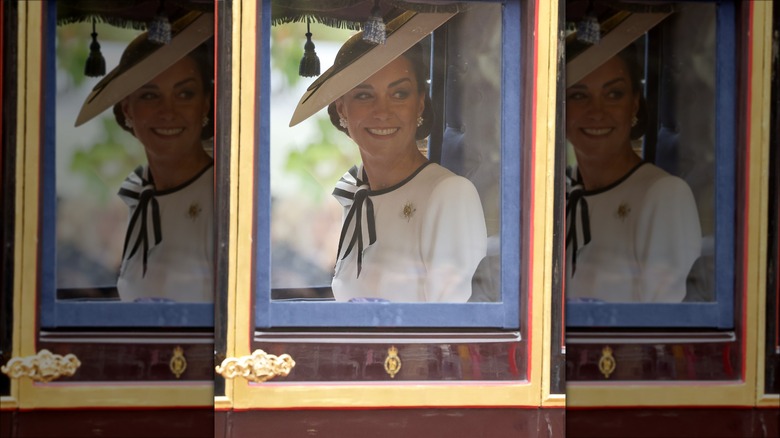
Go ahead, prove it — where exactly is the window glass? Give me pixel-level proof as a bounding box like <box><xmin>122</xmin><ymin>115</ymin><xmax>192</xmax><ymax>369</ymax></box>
<box><xmin>41</xmin><ymin>4</ymin><xmax>214</xmax><ymax>327</ymax></box>
<box><xmin>564</xmin><ymin>0</ymin><xmax>734</xmax><ymax>327</ymax></box>
<box><xmin>257</xmin><ymin>1</ymin><xmax>521</xmax><ymax>328</ymax></box>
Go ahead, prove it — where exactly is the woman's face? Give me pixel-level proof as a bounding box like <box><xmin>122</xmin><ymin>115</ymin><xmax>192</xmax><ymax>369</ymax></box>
<box><xmin>335</xmin><ymin>56</ymin><xmax>425</xmax><ymax>158</ymax></box>
<box><xmin>565</xmin><ymin>56</ymin><xmax>639</xmax><ymax>158</ymax></box>
<box><xmin>121</xmin><ymin>56</ymin><xmax>210</xmax><ymax>161</ymax></box>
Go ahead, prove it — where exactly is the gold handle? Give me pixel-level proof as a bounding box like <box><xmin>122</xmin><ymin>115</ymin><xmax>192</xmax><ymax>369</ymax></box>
<box><xmin>1</xmin><ymin>349</ymin><xmax>81</xmax><ymax>382</ymax></box>
<box><xmin>215</xmin><ymin>349</ymin><xmax>295</xmax><ymax>383</ymax></box>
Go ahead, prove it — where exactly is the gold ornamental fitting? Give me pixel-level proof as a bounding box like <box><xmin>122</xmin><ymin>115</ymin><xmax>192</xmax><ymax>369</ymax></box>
<box><xmin>1</xmin><ymin>349</ymin><xmax>81</xmax><ymax>383</ymax></box>
<box><xmin>384</xmin><ymin>346</ymin><xmax>402</xmax><ymax>378</ymax></box>
<box><xmin>169</xmin><ymin>346</ymin><xmax>187</xmax><ymax>378</ymax></box>
<box><xmin>215</xmin><ymin>349</ymin><xmax>295</xmax><ymax>383</ymax></box>
<box><xmin>599</xmin><ymin>345</ymin><xmax>617</xmax><ymax>379</ymax></box>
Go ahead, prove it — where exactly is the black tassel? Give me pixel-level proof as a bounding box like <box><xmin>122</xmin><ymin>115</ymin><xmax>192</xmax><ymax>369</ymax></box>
<box><xmin>84</xmin><ymin>18</ymin><xmax>106</xmax><ymax>77</ymax></box>
<box><xmin>363</xmin><ymin>0</ymin><xmax>386</xmax><ymax>45</ymax></box>
<box><xmin>299</xmin><ymin>19</ymin><xmax>321</xmax><ymax>77</ymax></box>
<box><xmin>148</xmin><ymin>0</ymin><xmax>172</xmax><ymax>44</ymax></box>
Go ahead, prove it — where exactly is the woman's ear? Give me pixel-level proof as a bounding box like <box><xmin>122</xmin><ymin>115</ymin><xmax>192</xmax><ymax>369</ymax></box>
<box><xmin>120</xmin><ymin>99</ymin><xmax>131</xmax><ymax>120</ymax></box>
<box><xmin>335</xmin><ymin>98</ymin><xmax>345</xmax><ymax>119</ymax></box>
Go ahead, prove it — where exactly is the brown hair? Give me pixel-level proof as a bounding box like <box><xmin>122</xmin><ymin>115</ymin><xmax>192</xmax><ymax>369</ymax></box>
<box><xmin>616</xmin><ymin>44</ymin><xmax>648</xmax><ymax>140</ymax></box>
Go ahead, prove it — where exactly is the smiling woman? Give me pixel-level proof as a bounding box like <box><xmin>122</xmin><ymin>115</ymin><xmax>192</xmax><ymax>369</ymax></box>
<box><xmin>290</xmin><ymin>13</ymin><xmax>488</xmax><ymax>303</ymax></box>
<box><xmin>74</xmin><ymin>13</ymin><xmax>216</xmax><ymax>303</ymax></box>
<box><xmin>565</xmin><ymin>45</ymin><xmax>702</xmax><ymax>303</ymax></box>
<box><xmin>262</xmin><ymin>3</ymin><xmax>512</xmax><ymax>327</ymax></box>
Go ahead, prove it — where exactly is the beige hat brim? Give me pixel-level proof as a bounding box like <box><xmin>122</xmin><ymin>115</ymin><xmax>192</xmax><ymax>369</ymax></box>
<box><xmin>289</xmin><ymin>11</ymin><xmax>456</xmax><ymax>127</ymax></box>
<box><xmin>566</xmin><ymin>11</ymin><xmax>672</xmax><ymax>87</ymax></box>
<box><xmin>75</xmin><ymin>12</ymin><xmax>214</xmax><ymax>127</ymax></box>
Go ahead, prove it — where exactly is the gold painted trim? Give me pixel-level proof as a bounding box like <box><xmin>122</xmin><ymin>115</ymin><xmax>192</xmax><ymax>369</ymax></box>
<box><xmin>535</xmin><ymin>0</ymin><xmax>565</xmax><ymax>405</ymax></box>
<box><xmin>749</xmin><ymin>0</ymin><xmax>775</xmax><ymax>405</ymax></box>
<box><xmin>567</xmin><ymin>383</ymin><xmax>755</xmax><ymax>407</ymax></box>
<box><xmin>216</xmin><ymin>350</ymin><xmax>295</xmax><ymax>383</ymax></box>
<box><xmin>757</xmin><ymin>394</ymin><xmax>780</xmax><ymax>408</ymax></box>
<box><xmin>17</xmin><ymin>380</ymin><xmax>213</xmax><ymax>409</ymax></box>
<box><xmin>214</xmin><ymin>395</ymin><xmax>233</xmax><ymax>410</ymax></box>
<box><xmin>234</xmin><ymin>383</ymin><xmax>537</xmax><ymax>409</ymax></box>
<box><xmin>1</xmin><ymin>350</ymin><xmax>81</xmax><ymax>383</ymax></box>
<box><xmin>223</xmin><ymin>0</ymin><xmax>258</xmax><ymax>405</ymax></box>
<box><xmin>1</xmin><ymin>397</ymin><xmax>20</xmax><ymax>410</ymax></box>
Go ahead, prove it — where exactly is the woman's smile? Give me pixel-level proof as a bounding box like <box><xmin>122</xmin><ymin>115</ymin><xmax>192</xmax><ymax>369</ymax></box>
<box><xmin>581</xmin><ymin>127</ymin><xmax>614</xmax><ymax>137</ymax></box>
<box><xmin>152</xmin><ymin>127</ymin><xmax>186</xmax><ymax>136</ymax></box>
<box><xmin>366</xmin><ymin>127</ymin><xmax>399</xmax><ymax>136</ymax></box>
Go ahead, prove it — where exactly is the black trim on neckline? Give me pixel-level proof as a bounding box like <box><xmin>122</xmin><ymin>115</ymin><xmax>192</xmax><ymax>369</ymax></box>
<box><xmin>155</xmin><ymin>161</ymin><xmax>214</xmax><ymax>196</ymax></box>
<box><xmin>367</xmin><ymin>161</ymin><xmax>432</xmax><ymax>195</ymax></box>
<box><xmin>580</xmin><ymin>161</ymin><xmax>648</xmax><ymax>196</ymax></box>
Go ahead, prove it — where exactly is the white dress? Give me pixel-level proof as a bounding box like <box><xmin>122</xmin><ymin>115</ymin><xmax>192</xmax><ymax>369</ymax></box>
<box><xmin>117</xmin><ymin>164</ymin><xmax>214</xmax><ymax>303</ymax></box>
<box><xmin>332</xmin><ymin>162</ymin><xmax>487</xmax><ymax>302</ymax></box>
<box><xmin>566</xmin><ymin>162</ymin><xmax>702</xmax><ymax>302</ymax></box>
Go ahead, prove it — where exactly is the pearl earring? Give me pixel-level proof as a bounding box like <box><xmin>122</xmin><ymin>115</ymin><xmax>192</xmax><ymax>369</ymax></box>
<box><xmin>125</xmin><ymin>118</ymin><xmax>134</xmax><ymax>129</ymax></box>
<box><xmin>202</xmin><ymin>115</ymin><xmax>209</xmax><ymax>127</ymax></box>
<box><xmin>417</xmin><ymin>116</ymin><xmax>424</xmax><ymax>128</ymax></box>
<box><xmin>631</xmin><ymin>116</ymin><xmax>638</xmax><ymax>127</ymax></box>
<box><xmin>339</xmin><ymin>117</ymin><xmax>348</xmax><ymax>129</ymax></box>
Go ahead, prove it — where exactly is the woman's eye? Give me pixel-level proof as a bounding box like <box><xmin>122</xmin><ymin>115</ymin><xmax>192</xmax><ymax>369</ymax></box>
<box><xmin>606</xmin><ymin>89</ymin><xmax>626</xmax><ymax>100</ymax></box>
<box><xmin>353</xmin><ymin>91</ymin><xmax>372</xmax><ymax>100</ymax></box>
<box><xmin>139</xmin><ymin>92</ymin><xmax>158</xmax><ymax>100</ymax></box>
<box><xmin>392</xmin><ymin>89</ymin><xmax>410</xmax><ymax>99</ymax></box>
<box><xmin>177</xmin><ymin>89</ymin><xmax>196</xmax><ymax>99</ymax></box>
<box><xmin>567</xmin><ymin>91</ymin><xmax>586</xmax><ymax>101</ymax></box>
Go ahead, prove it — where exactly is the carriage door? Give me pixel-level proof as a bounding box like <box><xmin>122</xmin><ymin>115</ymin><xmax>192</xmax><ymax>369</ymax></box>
<box><xmin>215</xmin><ymin>1</ymin><xmax>565</xmax><ymax>436</ymax></box>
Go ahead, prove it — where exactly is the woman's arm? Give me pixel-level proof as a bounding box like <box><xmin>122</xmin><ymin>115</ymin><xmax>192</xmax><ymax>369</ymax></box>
<box><xmin>635</xmin><ymin>175</ymin><xmax>702</xmax><ymax>302</ymax></box>
<box><xmin>420</xmin><ymin>176</ymin><xmax>488</xmax><ymax>302</ymax></box>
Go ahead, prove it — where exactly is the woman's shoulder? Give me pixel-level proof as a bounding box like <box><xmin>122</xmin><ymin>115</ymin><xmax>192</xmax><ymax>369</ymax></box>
<box><xmin>633</xmin><ymin>163</ymin><xmax>691</xmax><ymax>191</ymax></box>
<box><xmin>417</xmin><ymin>162</ymin><xmax>477</xmax><ymax>191</ymax></box>
<box><xmin>630</xmin><ymin>163</ymin><xmax>697</xmax><ymax>209</ymax></box>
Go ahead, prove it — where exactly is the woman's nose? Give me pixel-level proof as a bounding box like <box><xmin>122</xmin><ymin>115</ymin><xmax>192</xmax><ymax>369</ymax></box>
<box><xmin>585</xmin><ymin>98</ymin><xmax>606</xmax><ymax>118</ymax></box>
<box><xmin>372</xmin><ymin>96</ymin><xmax>391</xmax><ymax>119</ymax></box>
<box><xmin>157</xmin><ymin>96</ymin><xmax>177</xmax><ymax>117</ymax></box>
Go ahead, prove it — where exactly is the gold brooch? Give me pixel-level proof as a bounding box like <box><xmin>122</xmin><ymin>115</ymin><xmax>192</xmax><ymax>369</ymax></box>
<box><xmin>616</xmin><ymin>202</ymin><xmax>631</xmax><ymax>221</ymax></box>
<box><xmin>401</xmin><ymin>201</ymin><xmax>416</xmax><ymax>221</ymax></box>
<box><xmin>187</xmin><ymin>202</ymin><xmax>202</xmax><ymax>220</ymax></box>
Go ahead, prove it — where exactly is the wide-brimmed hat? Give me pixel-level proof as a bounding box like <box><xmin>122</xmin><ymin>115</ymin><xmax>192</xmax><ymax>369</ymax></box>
<box><xmin>75</xmin><ymin>11</ymin><xmax>214</xmax><ymax>127</ymax></box>
<box><xmin>288</xmin><ymin>10</ymin><xmax>456</xmax><ymax>127</ymax></box>
<box><xmin>565</xmin><ymin>2</ymin><xmax>673</xmax><ymax>87</ymax></box>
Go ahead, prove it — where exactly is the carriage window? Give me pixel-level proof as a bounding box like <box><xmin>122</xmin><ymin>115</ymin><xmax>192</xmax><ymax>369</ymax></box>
<box><xmin>40</xmin><ymin>4</ymin><xmax>214</xmax><ymax>328</ymax></box>
<box><xmin>564</xmin><ymin>0</ymin><xmax>735</xmax><ymax>328</ymax></box>
<box><xmin>256</xmin><ymin>1</ymin><xmax>523</xmax><ymax>328</ymax></box>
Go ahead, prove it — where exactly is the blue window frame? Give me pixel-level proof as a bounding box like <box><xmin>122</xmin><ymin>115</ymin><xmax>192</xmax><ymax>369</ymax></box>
<box><xmin>256</xmin><ymin>0</ymin><xmax>523</xmax><ymax>328</ymax></box>
<box><xmin>40</xmin><ymin>2</ymin><xmax>213</xmax><ymax>328</ymax></box>
<box><xmin>565</xmin><ymin>0</ymin><xmax>736</xmax><ymax>328</ymax></box>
